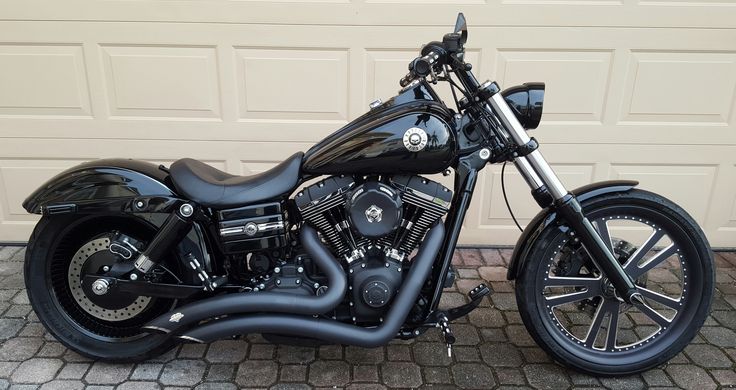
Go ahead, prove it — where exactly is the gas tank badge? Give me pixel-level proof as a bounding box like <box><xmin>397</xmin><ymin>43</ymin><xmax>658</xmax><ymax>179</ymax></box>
<box><xmin>402</xmin><ymin>127</ymin><xmax>428</xmax><ymax>152</ymax></box>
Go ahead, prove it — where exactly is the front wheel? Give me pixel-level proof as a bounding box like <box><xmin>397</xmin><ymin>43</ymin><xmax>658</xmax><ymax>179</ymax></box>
<box><xmin>516</xmin><ymin>189</ymin><xmax>714</xmax><ymax>375</ymax></box>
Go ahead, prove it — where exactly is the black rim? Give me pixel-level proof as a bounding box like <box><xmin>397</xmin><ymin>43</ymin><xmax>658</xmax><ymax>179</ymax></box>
<box><xmin>47</xmin><ymin>215</ymin><xmax>178</xmax><ymax>342</ymax></box>
<box><xmin>533</xmin><ymin>203</ymin><xmax>704</xmax><ymax>365</ymax></box>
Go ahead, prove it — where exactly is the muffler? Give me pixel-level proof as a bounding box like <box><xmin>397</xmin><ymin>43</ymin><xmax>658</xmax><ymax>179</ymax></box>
<box><xmin>177</xmin><ymin>222</ymin><xmax>445</xmax><ymax>346</ymax></box>
<box><xmin>143</xmin><ymin>225</ymin><xmax>346</xmax><ymax>334</ymax></box>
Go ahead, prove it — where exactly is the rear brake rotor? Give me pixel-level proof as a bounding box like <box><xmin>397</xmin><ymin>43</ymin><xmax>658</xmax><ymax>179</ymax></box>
<box><xmin>67</xmin><ymin>237</ymin><xmax>151</xmax><ymax>322</ymax></box>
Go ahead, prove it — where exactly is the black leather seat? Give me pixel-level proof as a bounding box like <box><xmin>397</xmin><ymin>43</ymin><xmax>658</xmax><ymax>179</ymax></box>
<box><xmin>169</xmin><ymin>152</ymin><xmax>303</xmax><ymax>209</ymax></box>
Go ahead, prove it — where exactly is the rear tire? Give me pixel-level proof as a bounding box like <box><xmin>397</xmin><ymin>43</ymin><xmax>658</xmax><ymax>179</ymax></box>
<box><xmin>25</xmin><ymin>214</ymin><xmax>182</xmax><ymax>362</ymax></box>
<box><xmin>516</xmin><ymin>189</ymin><xmax>714</xmax><ymax>375</ymax></box>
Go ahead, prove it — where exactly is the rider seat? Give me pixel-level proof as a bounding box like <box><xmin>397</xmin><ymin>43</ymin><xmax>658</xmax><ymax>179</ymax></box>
<box><xmin>169</xmin><ymin>152</ymin><xmax>303</xmax><ymax>209</ymax></box>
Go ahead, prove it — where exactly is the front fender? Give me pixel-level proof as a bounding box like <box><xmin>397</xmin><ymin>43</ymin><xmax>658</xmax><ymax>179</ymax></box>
<box><xmin>506</xmin><ymin>180</ymin><xmax>639</xmax><ymax>280</ymax></box>
<box><xmin>23</xmin><ymin>159</ymin><xmax>178</xmax><ymax>215</ymax></box>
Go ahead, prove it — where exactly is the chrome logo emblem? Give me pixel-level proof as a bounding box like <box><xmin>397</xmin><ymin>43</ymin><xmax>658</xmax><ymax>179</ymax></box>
<box><xmin>403</xmin><ymin>127</ymin><xmax>428</xmax><ymax>152</ymax></box>
<box><xmin>244</xmin><ymin>222</ymin><xmax>258</xmax><ymax>236</ymax></box>
<box><xmin>365</xmin><ymin>205</ymin><xmax>383</xmax><ymax>223</ymax></box>
<box><xmin>169</xmin><ymin>312</ymin><xmax>184</xmax><ymax>323</ymax></box>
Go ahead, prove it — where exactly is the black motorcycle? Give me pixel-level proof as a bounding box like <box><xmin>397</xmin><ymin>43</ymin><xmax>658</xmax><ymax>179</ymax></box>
<box><xmin>22</xmin><ymin>14</ymin><xmax>713</xmax><ymax>376</ymax></box>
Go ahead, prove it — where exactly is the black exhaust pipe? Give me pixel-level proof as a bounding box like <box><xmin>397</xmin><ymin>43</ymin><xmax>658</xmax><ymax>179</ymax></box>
<box><xmin>143</xmin><ymin>225</ymin><xmax>346</xmax><ymax>334</ymax></box>
<box><xmin>177</xmin><ymin>222</ymin><xmax>444</xmax><ymax>346</ymax></box>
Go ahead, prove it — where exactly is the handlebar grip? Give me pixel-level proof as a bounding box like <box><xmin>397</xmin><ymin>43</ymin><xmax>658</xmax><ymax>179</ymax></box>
<box><xmin>410</xmin><ymin>51</ymin><xmax>440</xmax><ymax>77</ymax></box>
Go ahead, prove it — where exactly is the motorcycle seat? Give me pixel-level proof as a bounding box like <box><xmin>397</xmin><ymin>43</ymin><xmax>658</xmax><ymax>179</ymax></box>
<box><xmin>169</xmin><ymin>152</ymin><xmax>303</xmax><ymax>209</ymax></box>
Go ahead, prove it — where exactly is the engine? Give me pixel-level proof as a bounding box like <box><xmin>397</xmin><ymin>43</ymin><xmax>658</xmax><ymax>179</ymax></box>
<box><xmin>295</xmin><ymin>174</ymin><xmax>452</xmax><ymax>323</ymax></box>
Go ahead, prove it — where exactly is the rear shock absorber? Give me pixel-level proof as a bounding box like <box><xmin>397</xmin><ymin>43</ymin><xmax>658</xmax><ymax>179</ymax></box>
<box><xmin>132</xmin><ymin>203</ymin><xmax>195</xmax><ymax>277</ymax></box>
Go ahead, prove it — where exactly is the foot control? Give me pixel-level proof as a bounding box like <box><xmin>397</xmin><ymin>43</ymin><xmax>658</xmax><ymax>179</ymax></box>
<box><xmin>468</xmin><ymin>283</ymin><xmax>491</xmax><ymax>301</ymax></box>
<box><xmin>437</xmin><ymin>314</ymin><xmax>455</xmax><ymax>357</ymax></box>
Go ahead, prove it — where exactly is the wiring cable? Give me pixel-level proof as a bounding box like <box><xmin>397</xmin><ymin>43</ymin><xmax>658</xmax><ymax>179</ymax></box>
<box><xmin>501</xmin><ymin>161</ymin><xmax>524</xmax><ymax>232</ymax></box>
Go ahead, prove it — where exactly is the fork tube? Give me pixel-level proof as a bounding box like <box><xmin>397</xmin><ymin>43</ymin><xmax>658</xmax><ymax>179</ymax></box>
<box><xmin>487</xmin><ymin>95</ymin><xmax>567</xmax><ymax>200</ymax></box>
<box><xmin>487</xmin><ymin>92</ymin><xmax>639</xmax><ymax>303</ymax></box>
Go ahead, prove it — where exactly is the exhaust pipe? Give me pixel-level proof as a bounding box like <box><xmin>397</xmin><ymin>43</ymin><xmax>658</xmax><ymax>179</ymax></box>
<box><xmin>143</xmin><ymin>225</ymin><xmax>346</xmax><ymax>334</ymax></box>
<box><xmin>177</xmin><ymin>222</ymin><xmax>444</xmax><ymax>345</ymax></box>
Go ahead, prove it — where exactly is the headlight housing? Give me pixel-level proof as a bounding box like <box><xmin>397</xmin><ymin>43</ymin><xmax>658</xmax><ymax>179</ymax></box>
<box><xmin>501</xmin><ymin>82</ymin><xmax>545</xmax><ymax>130</ymax></box>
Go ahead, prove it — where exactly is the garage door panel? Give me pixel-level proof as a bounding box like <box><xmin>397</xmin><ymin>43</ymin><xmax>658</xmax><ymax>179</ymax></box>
<box><xmin>608</xmin><ymin>164</ymin><xmax>718</xmax><ymax>223</ymax></box>
<box><xmin>0</xmin><ymin>44</ymin><xmax>91</xmax><ymax>118</ymax></box>
<box><xmin>235</xmin><ymin>48</ymin><xmax>349</xmax><ymax>120</ymax></box>
<box><xmin>101</xmin><ymin>45</ymin><xmax>222</xmax><ymax>120</ymax></box>
<box><xmin>619</xmin><ymin>51</ymin><xmax>736</xmax><ymax>124</ymax></box>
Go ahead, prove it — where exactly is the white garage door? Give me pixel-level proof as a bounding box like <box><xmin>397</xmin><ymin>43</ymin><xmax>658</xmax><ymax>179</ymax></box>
<box><xmin>0</xmin><ymin>1</ymin><xmax>735</xmax><ymax>247</ymax></box>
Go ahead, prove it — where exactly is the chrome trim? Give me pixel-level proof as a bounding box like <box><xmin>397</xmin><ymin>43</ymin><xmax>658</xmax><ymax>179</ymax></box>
<box><xmin>385</xmin><ymin>248</ymin><xmax>405</xmax><ymax>262</ymax></box>
<box><xmin>134</xmin><ymin>254</ymin><xmax>154</xmax><ymax>273</ymax></box>
<box><xmin>220</xmin><ymin>226</ymin><xmax>245</xmax><ymax>236</ymax></box>
<box><xmin>256</xmin><ymin>221</ymin><xmax>283</xmax><ymax>233</ymax></box>
<box><xmin>91</xmin><ymin>279</ymin><xmax>110</xmax><ymax>295</ymax></box>
<box><xmin>345</xmin><ymin>248</ymin><xmax>366</xmax><ymax>264</ymax></box>
<box><xmin>399</xmin><ymin>78</ymin><xmax>421</xmax><ymax>93</ymax></box>
<box><xmin>109</xmin><ymin>243</ymin><xmax>133</xmax><ymax>260</ymax></box>
<box><xmin>219</xmin><ymin>221</ymin><xmax>285</xmax><ymax>237</ymax></box>
<box><xmin>513</xmin><ymin>157</ymin><xmax>544</xmax><ymax>190</ymax></box>
<box><xmin>489</xmin><ymin>93</ymin><xmax>568</xmax><ymax>200</ymax></box>
<box><xmin>142</xmin><ymin>325</ymin><xmax>171</xmax><ymax>334</ymax></box>
<box><xmin>179</xmin><ymin>203</ymin><xmax>194</xmax><ymax>218</ymax></box>
<box><xmin>178</xmin><ymin>335</ymin><xmax>205</xmax><ymax>343</ymax></box>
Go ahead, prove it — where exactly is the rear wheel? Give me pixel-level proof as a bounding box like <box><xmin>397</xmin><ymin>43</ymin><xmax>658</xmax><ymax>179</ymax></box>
<box><xmin>516</xmin><ymin>189</ymin><xmax>714</xmax><ymax>375</ymax></box>
<box><xmin>25</xmin><ymin>214</ymin><xmax>185</xmax><ymax>361</ymax></box>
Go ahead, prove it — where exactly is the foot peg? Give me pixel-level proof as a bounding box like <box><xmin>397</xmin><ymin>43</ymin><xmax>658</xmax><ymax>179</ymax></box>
<box><xmin>469</xmin><ymin>283</ymin><xmax>491</xmax><ymax>301</ymax></box>
<box><xmin>185</xmin><ymin>253</ymin><xmax>226</xmax><ymax>291</ymax></box>
<box><xmin>445</xmin><ymin>283</ymin><xmax>492</xmax><ymax>321</ymax></box>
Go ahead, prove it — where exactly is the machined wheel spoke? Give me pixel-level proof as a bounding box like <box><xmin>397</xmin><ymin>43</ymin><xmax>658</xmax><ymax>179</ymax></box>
<box><xmin>584</xmin><ymin>299</ymin><xmax>619</xmax><ymax>348</ymax></box>
<box><xmin>634</xmin><ymin>299</ymin><xmax>672</xmax><ymax>328</ymax></box>
<box><xmin>543</xmin><ymin>276</ymin><xmax>601</xmax><ymax>289</ymax></box>
<box><xmin>623</xmin><ymin>229</ymin><xmax>666</xmax><ymax>270</ymax></box>
<box><xmin>629</xmin><ymin>243</ymin><xmax>678</xmax><ymax>278</ymax></box>
<box><xmin>544</xmin><ymin>289</ymin><xmax>598</xmax><ymax>307</ymax></box>
<box><xmin>605</xmin><ymin>305</ymin><xmax>620</xmax><ymax>350</ymax></box>
<box><xmin>593</xmin><ymin>219</ymin><xmax>613</xmax><ymax>253</ymax></box>
<box><xmin>638</xmin><ymin>287</ymin><xmax>682</xmax><ymax>310</ymax></box>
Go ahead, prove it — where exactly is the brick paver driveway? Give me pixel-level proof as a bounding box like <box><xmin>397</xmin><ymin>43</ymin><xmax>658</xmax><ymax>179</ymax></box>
<box><xmin>0</xmin><ymin>245</ymin><xmax>734</xmax><ymax>389</ymax></box>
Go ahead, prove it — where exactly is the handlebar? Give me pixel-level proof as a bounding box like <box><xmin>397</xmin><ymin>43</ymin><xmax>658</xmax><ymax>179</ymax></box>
<box><xmin>398</xmin><ymin>27</ymin><xmax>468</xmax><ymax>88</ymax></box>
<box><xmin>400</xmin><ymin>51</ymin><xmax>442</xmax><ymax>87</ymax></box>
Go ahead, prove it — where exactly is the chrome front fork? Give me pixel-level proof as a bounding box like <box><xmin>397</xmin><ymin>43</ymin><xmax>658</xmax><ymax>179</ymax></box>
<box><xmin>487</xmin><ymin>94</ymin><xmax>567</xmax><ymax>200</ymax></box>
<box><xmin>486</xmin><ymin>92</ymin><xmax>641</xmax><ymax>304</ymax></box>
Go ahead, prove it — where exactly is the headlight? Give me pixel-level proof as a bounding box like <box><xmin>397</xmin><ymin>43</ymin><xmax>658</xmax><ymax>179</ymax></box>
<box><xmin>501</xmin><ymin>82</ymin><xmax>545</xmax><ymax>130</ymax></box>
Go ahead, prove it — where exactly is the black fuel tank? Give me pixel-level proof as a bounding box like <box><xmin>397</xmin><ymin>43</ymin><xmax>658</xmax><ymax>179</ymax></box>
<box><xmin>303</xmin><ymin>81</ymin><xmax>456</xmax><ymax>175</ymax></box>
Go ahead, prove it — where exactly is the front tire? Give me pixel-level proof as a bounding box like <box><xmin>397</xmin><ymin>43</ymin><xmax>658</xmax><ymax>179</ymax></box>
<box><xmin>516</xmin><ymin>189</ymin><xmax>714</xmax><ymax>375</ymax></box>
<box><xmin>25</xmin><ymin>214</ymin><xmax>182</xmax><ymax>362</ymax></box>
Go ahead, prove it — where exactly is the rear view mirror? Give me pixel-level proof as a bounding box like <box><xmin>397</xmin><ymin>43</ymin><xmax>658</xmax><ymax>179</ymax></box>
<box><xmin>454</xmin><ymin>13</ymin><xmax>468</xmax><ymax>45</ymax></box>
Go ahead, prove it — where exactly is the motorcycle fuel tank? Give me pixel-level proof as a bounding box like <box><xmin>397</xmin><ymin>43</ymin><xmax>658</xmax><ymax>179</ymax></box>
<box><xmin>303</xmin><ymin>81</ymin><xmax>457</xmax><ymax>175</ymax></box>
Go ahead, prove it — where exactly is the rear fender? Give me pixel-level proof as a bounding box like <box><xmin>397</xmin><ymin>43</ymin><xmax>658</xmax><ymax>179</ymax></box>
<box><xmin>506</xmin><ymin>180</ymin><xmax>639</xmax><ymax>280</ymax></box>
<box><xmin>23</xmin><ymin>159</ymin><xmax>179</xmax><ymax>215</ymax></box>
<box><xmin>23</xmin><ymin>158</ymin><xmax>214</xmax><ymax>274</ymax></box>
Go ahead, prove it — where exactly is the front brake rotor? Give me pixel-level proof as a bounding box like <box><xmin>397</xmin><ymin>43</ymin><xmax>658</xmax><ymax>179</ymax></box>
<box><xmin>554</xmin><ymin>237</ymin><xmax>646</xmax><ymax>314</ymax></box>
